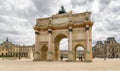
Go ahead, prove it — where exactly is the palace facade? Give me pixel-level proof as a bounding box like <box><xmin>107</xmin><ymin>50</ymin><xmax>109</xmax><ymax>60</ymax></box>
<box><xmin>0</xmin><ymin>38</ymin><xmax>34</xmax><ymax>58</ymax></box>
<box><xmin>93</xmin><ymin>37</ymin><xmax>120</xmax><ymax>58</ymax></box>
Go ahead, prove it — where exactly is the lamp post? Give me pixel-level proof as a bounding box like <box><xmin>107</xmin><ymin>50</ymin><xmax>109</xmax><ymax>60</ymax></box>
<box><xmin>18</xmin><ymin>45</ymin><xmax>21</xmax><ymax>60</ymax></box>
<box><xmin>104</xmin><ymin>46</ymin><xmax>107</xmax><ymax>60</ymax></box>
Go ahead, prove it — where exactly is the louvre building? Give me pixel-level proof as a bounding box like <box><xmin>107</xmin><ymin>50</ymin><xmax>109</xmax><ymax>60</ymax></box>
<box><xmin>93</xmin><ymin>37</ymin><xmax>120</xmax><ymax>58</ymax></box>
<box><xmin>0</xmin><ymin>38</ymin><xmax>34</xmax><ymax>58</ymax></box>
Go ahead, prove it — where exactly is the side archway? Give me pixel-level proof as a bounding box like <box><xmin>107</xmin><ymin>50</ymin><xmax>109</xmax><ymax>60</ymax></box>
<box><xmin>74</xmin><ymin>44</ymin><xmax>85</xmax><ymax>61</ymax></box>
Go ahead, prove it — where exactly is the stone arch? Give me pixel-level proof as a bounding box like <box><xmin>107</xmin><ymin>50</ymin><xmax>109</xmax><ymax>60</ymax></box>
<box><xmin>5</xmin><ymin>53</ymin><xmax>7</xmax><ymax>56</ymax></box>
<box><xmin>75</xmin><ymin>44</ymin><xmax>85</xmax><ymax>49</ymax></box>
<box><xmin>74</xmin><ymin>44</ymin><xmax>85</xmax><ymax>61</ymax></box>
<box><xmin>112</xmin><ymin>53</ymin><xmax>115</xmax><ymax>58</ymax></box>
<box><xmin>53</xmin><ymin>32</ymin><xmax>68</xmax><ymax>40</ymax></box>
<box><xmin>54</xmin><ymin>33</ymin><xmax>68</xmax><ymax>42</ymax></box>
<box><xmin>54</xmin><ymin>33</ymin><xmax>68</xmax><ymax>61</ymax></box>
<box><xmin>1</xmin><ymin>53</ymin><xmax>4</xmax><ymax>56</ymax></box>
<box><xmin>41</xmin><ymin>45</ymin><xmax>48</xmax><ymax>60</ymax></box>
<box><xmin>33</xmin><ymin>12</ymin><xmax>93</xmax><ymax>62</ymax></box>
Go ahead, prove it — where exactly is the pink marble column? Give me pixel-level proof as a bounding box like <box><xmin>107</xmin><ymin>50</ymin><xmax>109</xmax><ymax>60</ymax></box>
<box><xmin>34</xmin><ymin>31</ymin><xmax>40</xmax><ymax>61</ymax></box>
<box><xmin>86</xmin><ymin>25</ymin><xmax>90</xmax><ymax>51</ymax></box>
<box><xmin>68</xmin><ymin>27</ymin><xmax>73</xmax><ymax>61</ymax></box>
<box><xmin>47</xmin><ymin>29</ymin><xmax>52</xmax><ymax>60</ymax></box>
<box><xmin>48</xmin><ymin>29</ymin><xmax>52</xmax><ymax>51</ymax></box>
<box><xmin>35</xmin><ymin>31</ymin><xmax>39</xmax><ymax>51</ymax></box>
<box><xmin>69</xmin><ymin>27</ymin><xmax>72</xmax><ymax>51</ymax></box>
<box><xmin>85</xmin><ymin>24</ymin><xmax>92</xmax><ymax>62</ymax></box>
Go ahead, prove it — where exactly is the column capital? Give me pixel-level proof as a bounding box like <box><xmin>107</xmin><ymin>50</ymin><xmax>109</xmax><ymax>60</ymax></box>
<box><xmin>69</xmin><ymin>27</ymin><xmax>73</xmax><ymax>32</ymax></box>
<box><xmin>35</xmin><ymin>31</ymin><xmax>40</xmax><ymax>35</ymax></box>
<box><xmin>34</xmin><ymin>25</ymin><xmax>40</xmax><ymax>31</ymax></box>
<box><xmin>48</xmin><ymin>29</ymin><xmax>52</xmax><ymax>34</ymax></box>
<box><xmin>85</xmin><ymin>25</ymin><xmax>89</xmax><ymax>30</ymax></box>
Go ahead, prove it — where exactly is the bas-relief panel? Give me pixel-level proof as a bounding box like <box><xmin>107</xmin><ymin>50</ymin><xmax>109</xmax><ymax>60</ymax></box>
<box><xmin>52</xmin><ymin>17</ymin><xmax>69</xmax><ymax>24</ymax></box>
<box><xmin>73</xmin><ymin>32</ymin><xmax>86</xmax><ymax>40</ymax></box>
<box><xmin>39</xmin><ymin>32</ymin><xmax>48</xmax><ymax>41</ymax></box>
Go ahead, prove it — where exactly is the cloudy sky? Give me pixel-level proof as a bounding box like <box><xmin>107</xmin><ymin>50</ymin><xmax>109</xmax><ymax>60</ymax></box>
<box><xmin>0</xmin><ymin>0</ymin><xmax>120</xmax><ymax>49</ymax></box>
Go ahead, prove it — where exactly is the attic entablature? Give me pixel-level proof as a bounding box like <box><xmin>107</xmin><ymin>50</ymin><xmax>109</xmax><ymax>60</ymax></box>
<box><xmin>34</xmin><ymin>12</ymin><xmax>93</xmax><ymax>31</ymax></box>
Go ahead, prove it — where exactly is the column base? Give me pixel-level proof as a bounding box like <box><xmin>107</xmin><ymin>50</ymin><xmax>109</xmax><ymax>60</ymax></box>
<box><xmin>68</xmin><ymin>51</ymin><xmax>74</xmax><ymax>61</ymax></box>
<box><xmin>84</xmin><ymin>59</ymin><xmax>92</xmax><ymax>62</ymax></box>
<box><xmin>47</xmin><ymin>51</ymin><xmax>53</xmax><ymax>61</ymax></box>
<box><xmin>33</xmin><ymin>51</ymin><xmax>40</xmax><ymax>61</ymax></box>
<box><xmin>84</xmin><ymin>51</ymin><xmax>92</xmax><ymax>62</ymax></box>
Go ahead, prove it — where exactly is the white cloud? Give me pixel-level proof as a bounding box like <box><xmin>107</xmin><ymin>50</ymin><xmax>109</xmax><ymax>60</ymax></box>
<box><xmin>91</xmin><ymin>0</ymin><xmax>100</xmax><ymax>13</ymax></box>
<box><xmin>0</xmin><ymin>0</ymin><xmax>119</xmax><ymax>48</ymax></box>
<box><xmin>60</xmin><ymin>39</ymin><xmax>68</xmax><ymax>50</ymax></box>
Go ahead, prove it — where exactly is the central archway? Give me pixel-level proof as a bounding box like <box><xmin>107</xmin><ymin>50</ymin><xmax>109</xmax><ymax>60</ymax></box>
<box><xmin>54</xmin><ymin>33</ymin><xmax>68</xmax><ymax>61</ymax></box>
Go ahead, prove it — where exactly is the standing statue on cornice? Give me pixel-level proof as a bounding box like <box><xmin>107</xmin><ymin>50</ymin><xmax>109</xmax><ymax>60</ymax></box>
<box><xmin>58</xmin><ymin>6</ymin><xmax>66</xmax><ymax>14</ymax></box>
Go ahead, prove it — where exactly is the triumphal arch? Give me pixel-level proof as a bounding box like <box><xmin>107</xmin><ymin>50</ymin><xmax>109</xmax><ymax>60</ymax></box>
<box><xmin>33</xmin><ymin>11</ymin><xmax>93</xmax><ymax>62</ymax></box>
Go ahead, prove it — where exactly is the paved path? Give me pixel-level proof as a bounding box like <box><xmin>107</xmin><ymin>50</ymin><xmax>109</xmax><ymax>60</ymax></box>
<box><xmin>0</xmin><ymin>58</ymin><xmax>120</xmax><ymax>71</ymax></box>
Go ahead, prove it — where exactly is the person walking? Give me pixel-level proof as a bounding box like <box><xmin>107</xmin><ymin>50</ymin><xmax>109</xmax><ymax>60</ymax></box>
<box><xmin>60</xmin><ymin>55</ymin><xmax>63</xmax><ymax>61</ymax></box>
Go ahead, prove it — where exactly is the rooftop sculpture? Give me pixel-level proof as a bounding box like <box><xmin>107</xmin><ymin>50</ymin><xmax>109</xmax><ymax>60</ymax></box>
<box><xmin>58</xmin><ymin>6</ymin><xmax>66</xmax><ymax>14</ymax></box>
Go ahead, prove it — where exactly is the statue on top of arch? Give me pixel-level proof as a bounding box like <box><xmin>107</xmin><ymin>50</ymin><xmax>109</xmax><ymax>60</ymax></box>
<box><xmin>58</xmin><ymin>6</ymin><xmax>66</xmax><ymax>14</ymax></box>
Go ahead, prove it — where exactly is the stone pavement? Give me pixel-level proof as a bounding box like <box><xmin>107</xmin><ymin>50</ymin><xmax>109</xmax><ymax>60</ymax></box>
<box><xmin>0</xmin><ymin>58</ymin><xmax>120</xmax><ymax>71</ymax></box>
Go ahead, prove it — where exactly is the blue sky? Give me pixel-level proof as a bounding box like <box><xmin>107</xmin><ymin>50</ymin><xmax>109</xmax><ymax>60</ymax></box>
<box><xmin>0</xmin><ymin>0</ymin><xmax>120</xmax><ymax>49</ymax></box>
